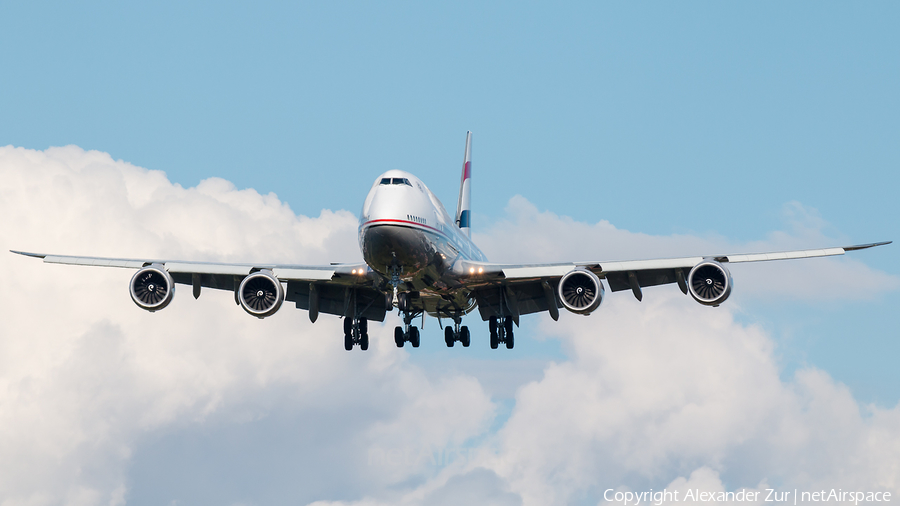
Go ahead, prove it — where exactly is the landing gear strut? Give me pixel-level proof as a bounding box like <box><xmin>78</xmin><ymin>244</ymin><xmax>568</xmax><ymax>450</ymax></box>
<box><xmin>489</xmin><ymin>316</ymin><xmax>514</xmax><ymax>349</ymax></box>
<box><xmin>344</xmin><ymin>317</ymin><xmax>369</xmax><ymax>351</ymax></box>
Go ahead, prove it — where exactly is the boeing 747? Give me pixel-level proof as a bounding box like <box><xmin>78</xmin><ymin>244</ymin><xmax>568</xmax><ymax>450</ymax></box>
<box><xmin>11</xmin><ymin>133</ymin><xmax>890</xmax><ymax>350</ymax></box>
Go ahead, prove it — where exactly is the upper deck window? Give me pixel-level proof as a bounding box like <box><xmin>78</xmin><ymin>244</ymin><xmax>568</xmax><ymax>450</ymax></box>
<box><xmin>380</xmin><ymin>177</ymin><xmax>412</xmax><ymax>186</ymax></box>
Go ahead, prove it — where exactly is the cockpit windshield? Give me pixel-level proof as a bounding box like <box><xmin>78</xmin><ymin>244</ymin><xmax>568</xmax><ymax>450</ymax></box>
<box><xmin>380</xmin><ymin>177</ymin><xmax>412</xmax><ymax>186</ymax></box>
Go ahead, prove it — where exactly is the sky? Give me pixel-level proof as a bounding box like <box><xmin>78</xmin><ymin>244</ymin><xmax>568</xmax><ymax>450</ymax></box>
<box><xmin>1</xmin><ymin>2</ymin><xmax>899</xmax><ymax>505</ymax></box>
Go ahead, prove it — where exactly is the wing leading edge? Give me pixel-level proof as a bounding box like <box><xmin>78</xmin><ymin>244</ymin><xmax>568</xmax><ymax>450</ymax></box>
<box><xmin>10</xmin><ymin>251</ymin><xmax>339</xmax><ymax>280</ymax></box>
<box><xmin>455</xmin><ymin>242</ymin><xmax>890</xmax><ymax>283</ymax></box>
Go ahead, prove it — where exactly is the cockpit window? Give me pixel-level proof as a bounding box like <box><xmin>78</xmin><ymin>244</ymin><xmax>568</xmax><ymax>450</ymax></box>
<box><xmin>380</xmin><ymin>177</ymin><xmax>412</xmax><ymax>186</ymax></box>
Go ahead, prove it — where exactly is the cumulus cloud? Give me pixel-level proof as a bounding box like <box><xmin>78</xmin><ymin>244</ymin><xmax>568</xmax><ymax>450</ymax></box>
<box><xmin>0</xmin><ymin>145</ymin><xmax>896</xmax><ymax>506</ymax></box>
<box><xmin>0</xmin><ymin>146</ymin><xmax>494</xmax><ymax>505</ymax></box>
<box><xmin>479</xmin><ymin>295</ymin><xmax>900</xmax><ymax>505</ymax></box>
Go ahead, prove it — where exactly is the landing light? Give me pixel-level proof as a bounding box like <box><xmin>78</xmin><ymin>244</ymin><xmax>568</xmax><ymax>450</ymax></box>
<box><xmin>478</xmin><ymin>267</ymin><xmax>484</xmax><ymax>273</ymax></box>
<box><xmin>469</xmin><ymin>267</ymin><xmax>475</xmax><ymax>274</ymax></box>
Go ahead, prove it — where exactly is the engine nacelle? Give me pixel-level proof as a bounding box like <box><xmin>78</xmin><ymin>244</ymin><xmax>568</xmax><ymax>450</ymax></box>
<box><xmin>239</xmin><ymin>270</ymin><xmax>284</xmax><ymax>318</ymax></box>
<box><xmin>558</xmin><ymin>269</ymin><xmax>604</xmax><ymax>315</ymax></box>
<box><xmin>130</xmin><ymin>264</ymin><xmax>175</xmax><ymax>311</ymax></box>
<box><xmin>688</xmin><ymin>260</ymin><xmax>733</xmax><ymax>306</ymax></box>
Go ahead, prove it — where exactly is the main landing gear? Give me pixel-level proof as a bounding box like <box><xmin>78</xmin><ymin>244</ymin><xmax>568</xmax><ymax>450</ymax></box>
<box><xmin>444</xmin><ymin>321</ymin><xmax>470</xmax><ymax>348</ymax></box>
<box><xmin>344</xmin><ymin>317</ymin><xmax>369</xmax><ymax>351</ymax></box>
<box><xmin>392</xmin><ymin>316</ymin><xmax>513</xmax><ymax>349</ymax></box>
<box><xmin>489</xmin><ymin>316</ymin><xmax>515</xmax><ymax>349</ymax></box>
<box><xmin>394</xmin><ymin>310</ymin><xmax>420</xmax><ymax>348</ymax></box>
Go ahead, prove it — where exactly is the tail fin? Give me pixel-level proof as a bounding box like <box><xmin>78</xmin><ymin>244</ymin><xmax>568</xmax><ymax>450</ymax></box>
<box><xmin>455</xmin><ymin>131</ymin><xmax>472</xmax><ymax>237</ymax></box>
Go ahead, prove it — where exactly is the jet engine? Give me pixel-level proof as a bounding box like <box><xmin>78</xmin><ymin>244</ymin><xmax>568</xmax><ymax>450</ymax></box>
<box><xmin>558</xmin><ymin>269</ymin><xmax>604</xmax><ymax>315</ymax></box>
<box><xmin>239</xmin><ymin>270</ymin><xmax>284</xmax><ymax>318</ymax></box>
<box><xmin>688</xmin><ymin>260</ymin><xmax>732</xmax><ymax>306</ymax></box>
<box><xmin>130</xmin><ymin>264</ymin><xmax>175</xmax><ymax>311</ymax></box>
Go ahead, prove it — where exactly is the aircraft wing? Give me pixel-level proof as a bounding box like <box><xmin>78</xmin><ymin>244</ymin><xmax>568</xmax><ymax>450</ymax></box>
<box><xmin>457</xmin><ymin>242</ymin><xmax>891</xmax><ymax>323</ymax></box>
<box><xmin>11</xmin><ymin>250</ymin><xmax>341</xmax><ymax>279</ymax></box>
<box><xmin>9</xmin><ymin>250</ymin><xmax>390</xmax><ymax>322</ymax></box>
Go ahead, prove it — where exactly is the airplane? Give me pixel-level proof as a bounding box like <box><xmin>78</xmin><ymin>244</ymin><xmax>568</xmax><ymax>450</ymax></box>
<box><xmin>11</xmin><ymin>132</ymin><xmax>891</xmax><ymax>351</ymax></box>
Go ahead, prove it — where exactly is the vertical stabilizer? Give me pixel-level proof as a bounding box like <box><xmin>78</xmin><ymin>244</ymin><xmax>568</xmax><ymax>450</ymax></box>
<box><xmin>455</xmin><ymin>132</ymin><xmax>473</xmax><ymax>237</ymax></box>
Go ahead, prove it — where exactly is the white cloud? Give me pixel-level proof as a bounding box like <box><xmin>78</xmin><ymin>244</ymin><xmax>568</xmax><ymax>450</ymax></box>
<box><xmin>0</xmin><ymin>146</ymin><xmax>896</xmax><ymax>506</ymax></box>
<box><xmin>475</xmin><ymin>294</ymin><xmax>900</xmax><ymax>505</ymax></box>
<box><xmin>0</xmin><ymin>146</ymin><xmax>494</xmax><ymax>505</ymax></box>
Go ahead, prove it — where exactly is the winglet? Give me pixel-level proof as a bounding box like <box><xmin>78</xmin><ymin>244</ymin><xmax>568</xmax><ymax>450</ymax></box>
<box><xmin>9</xmin><ymin>250</ymin><xmax>47</xmax><ymax>259</ymax></box>
<box><xmin>455</xmin><ymin>131</ymin><xmax>472</xmax><ymax>238</ymax></box>
<box><xmin>843</xmin><ymin>241</ymin><xmax>891</xmax><ymax>251</ymax></box>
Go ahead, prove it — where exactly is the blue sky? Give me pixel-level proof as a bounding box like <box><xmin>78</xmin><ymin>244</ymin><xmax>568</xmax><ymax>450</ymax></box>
<box><xmin>1</xmin><ymin>2</ymin><xmax>899</xmax><ymax>505</ymax></box>
<box><xmin>3</xmin><ymin>2</ymin><xmax>896</xmax><ymax>237</ymax></box>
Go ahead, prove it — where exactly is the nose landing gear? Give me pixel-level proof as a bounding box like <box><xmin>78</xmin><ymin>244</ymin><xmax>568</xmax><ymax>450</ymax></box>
<box><xmin>489</xmin><ymin>316</ymin><xmax>514</xmax><ymax>349</ymax></box>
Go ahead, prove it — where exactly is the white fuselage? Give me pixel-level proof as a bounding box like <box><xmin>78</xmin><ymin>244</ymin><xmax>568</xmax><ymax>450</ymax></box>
<box><xmin>358</xmin><ymin>170</ymin><xmax>487</xmax><ymax>295</ymax></box>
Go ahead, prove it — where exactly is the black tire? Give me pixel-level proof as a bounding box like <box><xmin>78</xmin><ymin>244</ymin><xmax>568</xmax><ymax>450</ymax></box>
<box><xmin>360</xmin><ymin>332</ymin><xmax>369</xmax><ymax>351</ymax></box>
<box><xmin>410</xmin><ymin>326</ymin><xmax>420</xmax><ymax>348</ymax></box>
<box><xmin>344</xmin><ymin>333</ymin><xmax>353</xmax><ymax>351</ymax></box>
<box><xmin>359</xmin><ymin>317</ymin><xmax>368</xmax><ymax>334</ymax></box>
<box><xmin>490</xmin><ymin>330</ymin><xmax>498</xmax><ymax>349</ymax></box>
<box><xmin>489</xmin><ymin>316</ymin><xmax>498</xmax><ymax>334</ymax></box>
<box><xmin>460</xmin><ymin>326</ymin><xmax>470</xmax><ymax>347</ymax></box>
<box><xmin>394</xmin><ymin>326</ymin><xmax>405</xmax><ymax>348</ymax></box>
<box><xmin>343</xmin><ymin>318</ymin><xmax>353</xmax><ymax>336</ymax></box>
<box><xmin>505</xmin><ymin>332</ymin><xmax>514</xmax><ymax>349</ymax></box>
<box><xmin>398</xmin><ymin>292</ymin><xmax>410</xmax><ymax>312</ymax></box>
<box><xmin>504</xmin><ymin>317</ymin><xmax>514</xmax><ymax>338</ymax></box>
<box><xmin>444</xmin><ymin>326</ymin><xmax>454</xmax><ymax>347</ymax></box>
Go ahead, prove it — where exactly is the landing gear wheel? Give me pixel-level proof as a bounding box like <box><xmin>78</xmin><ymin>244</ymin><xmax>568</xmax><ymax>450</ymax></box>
<box><xmin>344</xmin><ymin>318</ymin><xmax>353</xmax><ymax>336</ymax></box>
<box><xmin>344</xmin><ymin>332</ymin><xmax>353</xmax><ymax>351</ymax></box>
<box><xmin>409</xmin><ymin>326</ymin><xmax>420</xmax><ymax>348</ymax></box>
<box><xmin>394</xmin><ymin>326</ymin><xmax>405</xmax><ymax>348</ymax></box>
<box><xmin>460</xmin><ymin>326</ymin><xmax>470</xmax><ymax>347</ymax></box>
<box><xmin>360</xmin><ymin>332</ymin><xmax>369</xmax><ymax>351</ymax></box>
<box><xmin>359</xmin><ymin>317</ymin><xmax>367</xmax><ymax>335</ymax></box>
<box><xmin>504</xmin><ymin>318</ymin><xmax>515</xmax><ymax>349</ymax></box>
<box><xmin>489</xmin><ymin>316</ymin><xmax>499</xmax><ymax>349</ymax></box>
<box><xmin>398</xmin><ymin>292</ymin><xmax>410</xmax><ymax>312</ymax></box>
<box><xmin>505</xmin><ymin>332</ymin><xmax>514</xmax><ymax>349</ymax></box>
<box><xmin>445</xmin><ymin>325</ymin><xmax>455</xmax><ymax>347</ymax></box>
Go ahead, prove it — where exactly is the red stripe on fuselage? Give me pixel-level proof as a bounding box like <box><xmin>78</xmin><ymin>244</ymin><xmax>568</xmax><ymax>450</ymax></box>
<box><xmin>463</xmin><ymin>161</ymin><xmax>471</xmax><ymax>181</ymax></box>
<box><xmin>361</xmin><ymin>219</ymin><xmax>449</xmax><ymax>239</ymax></box>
